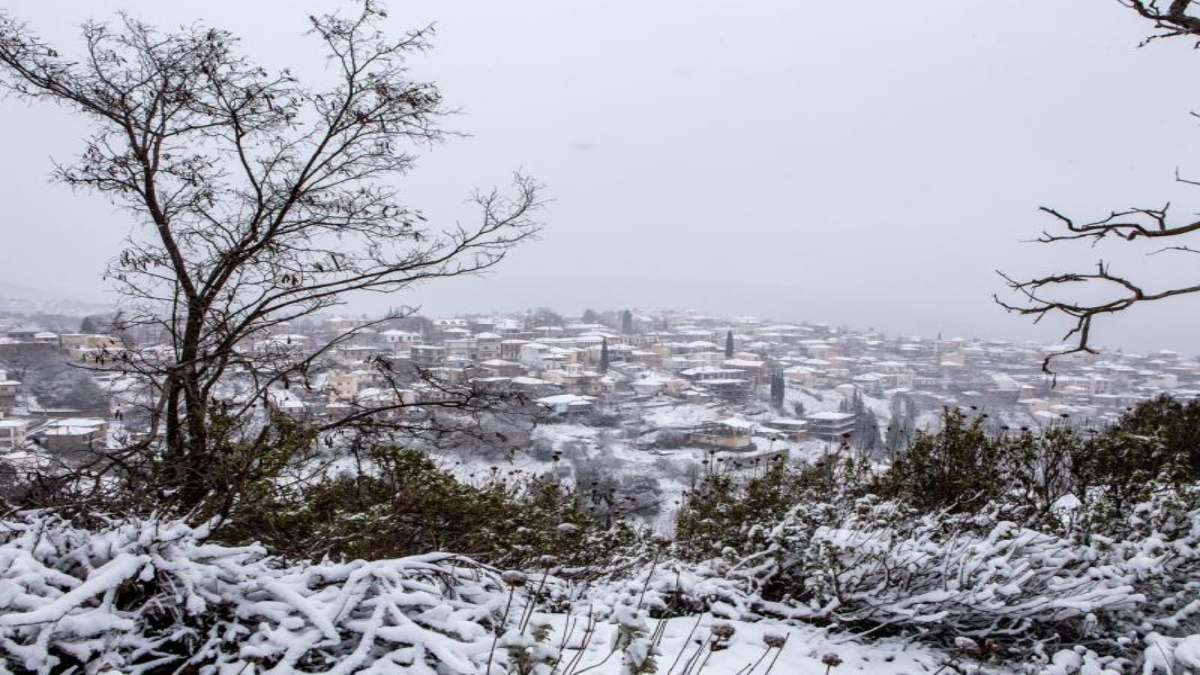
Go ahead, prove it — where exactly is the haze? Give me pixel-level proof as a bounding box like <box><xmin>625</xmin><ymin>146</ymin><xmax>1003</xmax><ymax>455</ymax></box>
<box><xmin>2</xmin><ymin>0</ymin><xmax>1199</xmax><ymax>353</ymax></box>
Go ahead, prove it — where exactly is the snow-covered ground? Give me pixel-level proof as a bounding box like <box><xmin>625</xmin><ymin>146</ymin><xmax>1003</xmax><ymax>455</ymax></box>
<box><xmin>0</xmin><ymin>511</ymin><xmax>1002</xmax><ymax>674</ymax></box>
<box><xmin>548</xmin><ymin>614</ymin><xmax>964</xmax><ymax>675</ymax></box>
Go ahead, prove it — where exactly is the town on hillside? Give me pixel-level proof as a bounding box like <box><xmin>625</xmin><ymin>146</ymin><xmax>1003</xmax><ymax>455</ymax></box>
<box><xmin>1</xmin><ymin>305</ymin><xmax>1188</xmax><ymax>514</ymax></box>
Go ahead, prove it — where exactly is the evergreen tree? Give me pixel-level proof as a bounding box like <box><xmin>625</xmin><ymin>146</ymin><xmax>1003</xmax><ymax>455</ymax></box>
<box><xmin>599</xmin><ymin>337</ymin><xmax>609</xmax><ymax>373</ymax></box>
<box><xmin>621</xmin><ymin>310</ymin><xmax>633</xmax><ymax>334</ymax></box>
<box><xmin>581</xmin><ymin>309</ymin><xmax>599</xmax><ymax>324</ymax></box>
<box><xmin>725</xmin><ymin>330</ymin><xmax>734</xmax><ymax>358</ymax></box>
<box><xmin>839</xmin><ymin>391</ymin><xmax>880</xmax><ymax>452</ymax></box>
<box><xmin>885</xmin><ymin>393</ymin><xmax>918</xmax><ymax>452</ymax></box>
<box><xmin>770</xmin><ymin>371</ymin><xmax>785</xmax><ymax>409</ymax></box>
<box><xmin>885</xmin><ymin>418</ymin><xmax>904</xmax><ymax>453</ymax></box>
<box><xmin>857</xmin><ymin>408</ymin><xmax>881</xmax><ymax>454</ymax></box>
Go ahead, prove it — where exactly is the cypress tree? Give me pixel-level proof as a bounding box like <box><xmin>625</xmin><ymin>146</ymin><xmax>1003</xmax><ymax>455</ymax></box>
<box><xmin>621</xmin><ymin>310</ymin><xmax>633</xmax><ymax>334</ymax></box>
<box><xmin>770</xmin><ymin>371</ymin><xmax>785</xmax><ymax>409</ymax></box>
<box><xmin>725</xmin><ymin>330</ymin><xmax>734</xmax><ymax>358</ymax></box>
<box><xmin>599</xmin><ymin>337</ymin><xmax>610</xmax><ymax>373</ymax></box>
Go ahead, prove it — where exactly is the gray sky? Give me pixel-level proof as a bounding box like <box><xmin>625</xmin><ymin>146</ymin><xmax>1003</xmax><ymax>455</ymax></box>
<box><xmin>2</xmin><ymin>0</ymin><xmax>1200</xmax><ymax>352</ymax></box>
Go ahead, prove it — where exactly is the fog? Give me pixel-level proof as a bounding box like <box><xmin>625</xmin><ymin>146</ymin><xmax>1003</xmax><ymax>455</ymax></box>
<box><xmin>2</xmin><ymin>0</ymin><xmax>1199</xmax><ymax>352</ymax></box>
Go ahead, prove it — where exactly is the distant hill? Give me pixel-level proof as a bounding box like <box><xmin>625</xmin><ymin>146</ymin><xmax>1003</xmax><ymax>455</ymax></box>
<box><xmin>0</xmin><ymin>281</ymin><xmax>111</xmax><ymax>317</ymax></box>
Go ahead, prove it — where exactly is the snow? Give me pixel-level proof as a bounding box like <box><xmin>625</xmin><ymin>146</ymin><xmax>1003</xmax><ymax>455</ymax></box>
<box><xmin>536</xmin><ymin>394</ymin><xmax>595</xmax><ymax>406</ymax></box>
<box><xmin>0</xmin><ymin>512</ymin><xmax>984</xmax><ymax>674</ymax></box>
<box><xmin>548</xmin><ymin>614</ymin><xmax>946</xmax><ymax>675</ymax></box>
<box><xmin>806</xmin><ymin>411</ymin><xmax>854</xmax><ymax>421</ymax></box>
<box><xmin>642</xmin><ymin>403</ymin><xmax>720</xmax><ymax>429</ymax></box>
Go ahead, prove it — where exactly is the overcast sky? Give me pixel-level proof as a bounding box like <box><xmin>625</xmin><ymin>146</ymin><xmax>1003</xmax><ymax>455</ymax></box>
<box><xmin>2</xmin><ymin>0</ymin><xmax>1200</xmax><ymax>352</ymax></box>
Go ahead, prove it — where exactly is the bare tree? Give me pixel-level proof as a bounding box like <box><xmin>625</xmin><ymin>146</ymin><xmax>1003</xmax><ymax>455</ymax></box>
<box><xmin>998</xmin><ymin>1</ymin><xmax>1200</xmax><ymax>371</ymax></box>
<box><xmin>0</xmin><ymin>1</ymin><xmax>541</xmax><ymax>513</ymax></box>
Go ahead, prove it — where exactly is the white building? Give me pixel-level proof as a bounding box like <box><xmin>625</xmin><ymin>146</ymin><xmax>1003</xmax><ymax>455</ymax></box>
<box><xmin>0</xmin><ymin>419</ymin><xmax>29</xmax><ymax>449</ymax></box>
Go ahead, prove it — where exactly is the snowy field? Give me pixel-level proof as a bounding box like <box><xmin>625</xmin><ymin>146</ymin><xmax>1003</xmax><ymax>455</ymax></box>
<box><xmin>546</xmin><ymin>614</ymin><xmax>962</xmax><ymax>675</ymax></box>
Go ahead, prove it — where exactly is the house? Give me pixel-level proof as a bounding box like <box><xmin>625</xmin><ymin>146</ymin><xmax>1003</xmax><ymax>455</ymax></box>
<box><xmin>519</xmin><ymin>342</ymin><xmax>551</xmax><ymax>370</ymax></box>
<box><xmin>536</xmin><ymin>394</ymin><xmax>596</xmax><ymax>418</ymax></box>
<box><xmin>331</xmin><ymin>345</ymin><xmax>386</xmax><ymax>366</ymax></box>
<box><xmin>680</xmin><ymin>366</ymin><xmax>747</xmax><ymax>383</ymax></box>
<box><xmin>445</xmin><ymin>338</ymin><xmax>478</xmax><ymax>361</ymax></box>
<box><xmin>381</xmin><ymin>330</ymin><xmax>422</xmax><ymax>352</ymax></box>
<box><xmin>511</xmin><ymin>376</ymin><xmax>559</xmax><ymax>398</ymax></box>
<box><xmin>805</xmin><ymin>411</ymin><xmax>856</xmax><ymax>441</ymax></box>
<box><xmin>686</xmin><ymin>418</ymin><xmax>755</xmax><ymax>450</ymax></box>
<box><xmin>630</xmin><ymin>373</ymin><xmax>688</xmax><ymax>398</ymax></box>
<box><xmin>723</xmin><ymin>358</ymin><xmax>766</xmax><ymax>385</ymax></box>
<box><xmin>0</xmin><ymin>419</ymin><xmax>29</xmax><ymax>449</ymax></box>
<box><xmin>680</xmin><ymin>367</ymin><xmax>752</xmax><ymax>401</ymax></box>
<box><xmin>479</xmin><ymin>359</ymin><xmax>526</xmax><ymax>378</ymax></box>
<box><xmin>851</xmin><ymin>373</ymin><xmax>887</xmax><ymax>396</ymax></box>
<box><xmin>468</xmin><ymin>318</ymin><xmax>497</xmax><ymax>334</ymax></box>
<box><xmin>0</xmin><ymin>369</ymin><xmax>18</xmax><ymax>412</ymax></box>
<box><xmin>254</xmin><ymin>333</ymin><xmax>309</xmax><ymax>355</ymax></box>
<box><xmin>500</xmin><ymin>339</ymin><xmax>529</xmax><ymax>361</ymax></box>
<box><xmin>802</xmin><ymin>340</ymin><xmax>837</xmax><ymax>359</ymax></box>
<box><xmin>549</xmin><ymin>369</ymin><xmax>604</xmax><ymax>395</ymax></box>
<box><xmin>38</xmin><ymin>418</ymin><xmax>108</xmax><ymax>455</ymax></box>
<box><xmin>59</xmin><ymin>333</ymin><xmax>123</xmax><ymax>361</ymax></box>
<box><xmin>783</xmin><ymin>365</ymin><xmax>820</xmax><ymax>389</ymax></box>
<box><xmin>411</xmin><ymin>344</ymin><xmax>446</xmax><ymax>368</ymax></box>
<box><xmin>475</xmin><ymin>332</ymin><xmax>503</xmax><ymax>361</ymax></box>
<box><xmin>328</xmin><ymin>371</ymin><xmax>373</xmax><ymax>401</ymax></box>
<box><xmin>0</xmin><ymin>339</ymin><xmax>57</xmax><ymax>361</ymax></box>
<box><xmin>763</xmin><ymin>418</ymin><xmax>808</xmax><ymax>441</ymax></box>
<box><xmin>269</xmin><ymin>390</ymin><xmax>311</xmax><ymax>420</ymax></box>
<box><xmin>471</xmin><ymin>376</ymin><xmax>512</xmax><ymax>394</ymax></box>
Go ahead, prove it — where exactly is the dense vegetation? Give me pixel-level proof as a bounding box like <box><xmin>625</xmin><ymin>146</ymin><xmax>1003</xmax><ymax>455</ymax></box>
<box><xmin>231</xmin><ymin>446</ymin><xmax>641</xmax><ymax>571</ymax></box>
<box><xmin>669</xmin><ymin>395</ymin><xmax>1200</xmax><ymax>669</ymax></box>
<box><xmin>6</xmin><ymin>395</ymin><xmax>1200</xmax><ymax>672</ymax></box>
<box><xmin>187</xmin><ymin>394</ymin><xmax>1200</xmax><ymax>668</ymax></box>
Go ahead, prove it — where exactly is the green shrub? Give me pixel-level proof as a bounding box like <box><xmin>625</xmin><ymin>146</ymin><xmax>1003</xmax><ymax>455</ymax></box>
<box><xmin>675</xmin><ymin>452</ymin><xmax>869</xmax><ymax>561</ymax></box>
<box><xmin>679</xmin><ymin>397</ymin><xmax>1200</xmax><ymax>559</ymax></box>
<box><xmin>226</xmin><ymin>446</ymin><xmax>642</xmax><ymax>569</ymax></box>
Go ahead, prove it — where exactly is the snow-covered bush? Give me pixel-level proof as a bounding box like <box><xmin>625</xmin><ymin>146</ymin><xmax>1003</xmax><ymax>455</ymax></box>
<box><xmin>1141</xmin><ymin>633</ymin><xmax>1200</xmax><ymax>674</ymax></box>
<box><xmin>674</xmin><ymin>453</ymin><xmax>866</xmax><ymax>563</ymax></box>
<box><xmin>667</xmin><ymin>399</ymin><xmax>1200</xmax><ymax>666</ymax></box>
<box><xmin>0</xmin><ymin>511</ymin><xmax>548</xmax><ymax>673</ymax></box>
<box><xmin>225</xmin><ymin>446</ymin><xmax>644</xmax><ymax>570</ymax></box>
<box><xmin>720</xmin><ymin>491</ymin><xmax>1200</xmax><ymax>664</ymax></box>
<box><xmin>0</xmin><ymin>511</ymin><xmax>952</xmax><ymax>675</ymax></box>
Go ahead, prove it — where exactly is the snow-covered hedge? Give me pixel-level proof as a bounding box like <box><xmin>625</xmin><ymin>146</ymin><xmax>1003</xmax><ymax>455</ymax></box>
<box><xmin>0</xmin><ymin>512</ymin><xmax>537</xmax><ymax>673</ymax></box>
<box><xmin>3</xmin><ymin>497</ymin><xmax>1197</xmax><ymax>673</ymax></box>
<box><xmin>718</xmin><ymin>492</ymin><xmax>1200</xmax><ymax>666</ymax></box>
<box><xmin>0</xmin><ymin>512</ymin><xmax>975</xmax><ymax>675</ymax></box>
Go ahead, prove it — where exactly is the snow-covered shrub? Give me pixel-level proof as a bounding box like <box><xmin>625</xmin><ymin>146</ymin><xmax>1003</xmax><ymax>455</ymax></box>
<box><xmin>675</xmin><ymin>453</ymin><xmax>867</xmax><ymax>563</ymax></box>
<box><xmin>875</xmin><ymin>397</ymin><xmax>1200</xmax><ymax>533</ymax></box>
<box><xmin>583</xmin><ymin>557</ymin><xmax>756</xmax><ymax>624</ymax></box>
<box><xmin>227</xmin><ymin>446</ymin><xmax>644</xmax><ymax>570</ymax></box>
<box><xmin>722</xmin><ymin>490</ymin><xmax>1200</xmax><ymax>663</ymax></box>
<box><xmin>0</xmin><ymin>511</ymin><xmax>545</xmax><ymax>673</ymax></box>
<box><xmin>665</xmin><ymin>400</ymin><xmax>1200</xmax><ymax>662</ymax></box>
<box><xmin>1141</xmin><ymin>632</ymin><xmax>1200</xmax><ymax>674</ymax></box>
<box><xmin>876</xmin><ymin>406</ymin><xmax>1076</xmax><ymax>518</ymax></box>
